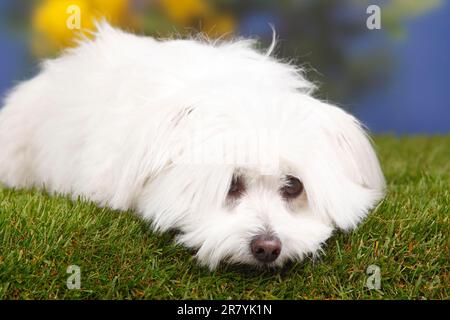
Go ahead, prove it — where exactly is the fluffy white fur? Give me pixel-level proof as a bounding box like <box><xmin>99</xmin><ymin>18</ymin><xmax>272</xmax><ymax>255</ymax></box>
<box><xmin>0</xmin><ymin>23</ymin><xmax>385</xmax><ymax>269</ymax></box>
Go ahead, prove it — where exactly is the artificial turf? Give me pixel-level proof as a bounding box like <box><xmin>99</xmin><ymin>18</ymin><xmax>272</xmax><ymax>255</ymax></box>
<box><xmin>0</xmin><ymin>135</ymin><xmax>448</xmax><ymax>299</ymax></box>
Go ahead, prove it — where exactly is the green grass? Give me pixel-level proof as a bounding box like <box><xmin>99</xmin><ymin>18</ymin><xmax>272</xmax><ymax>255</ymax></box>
<box><xmin>0</xmin><ymin>136</ymin><xmax>449</xmax><ymax>299</ymax></box>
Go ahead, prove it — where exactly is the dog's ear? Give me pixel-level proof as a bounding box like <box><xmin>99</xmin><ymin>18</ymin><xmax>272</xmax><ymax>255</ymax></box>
<box><xmin>297</xmin><ymin>99</ymin><xmax>386</xmax><ymax>230</ymax></box>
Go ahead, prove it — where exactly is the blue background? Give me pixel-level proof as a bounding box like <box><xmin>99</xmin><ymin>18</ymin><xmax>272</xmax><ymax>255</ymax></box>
<box><xmin>0</xmin><ymin>1</ymin><xmax>449</xmax><ymax>135</ymax></box>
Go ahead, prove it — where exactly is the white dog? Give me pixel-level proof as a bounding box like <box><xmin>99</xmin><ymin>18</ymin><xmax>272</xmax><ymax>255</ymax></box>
<box><xmin>0</xmin><ymin>23</ymin><xmax>385</xmax><ymax>269</ymax></box>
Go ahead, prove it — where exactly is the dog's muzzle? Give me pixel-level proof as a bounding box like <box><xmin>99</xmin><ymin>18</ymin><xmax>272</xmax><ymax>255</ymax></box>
<box><xmin>250</xmin><ymin>235</ymin><xmax>282</xmax><ymax>263</ymax></box>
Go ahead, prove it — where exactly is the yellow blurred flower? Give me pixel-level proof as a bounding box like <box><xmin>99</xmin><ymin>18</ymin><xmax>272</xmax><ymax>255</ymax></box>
<box><xmin>203</xmin><ymin>14</ymin><xmax>235</xmax><ymax>38</ymax></box>
<box><xmin>160</xmin><ymin>0</ymin><xmax>211</xmax><ymax>25</ymax></box>
<box><xmin>160</xmin><ymin>0</ymin><xmax>235</xmax><ymax>37</ymax></box>
<box><xmin>90</xmin><ymin>0</ymin><xmax>129</xmax><ymax>25</ymax></box>
<box><xmin>32</xmin><ymin>0</ymin><xmax>130</xmax><ymax>56</ymax></box>
<box><xmin>31</xmin><ymin>0</ymin><xmax>236</xmax><ymax>56</ymax></box>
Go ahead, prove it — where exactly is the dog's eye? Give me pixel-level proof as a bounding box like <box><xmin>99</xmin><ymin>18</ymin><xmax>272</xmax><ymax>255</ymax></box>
<box><xmin>228</xmin><ymin>176</ymin><xmax>245</xmax><ymax>198</ymax></box>
<box><xmin>281</xmin><ymin>176</ymin><xmax>304</xmax><ymax>199</ymax></box>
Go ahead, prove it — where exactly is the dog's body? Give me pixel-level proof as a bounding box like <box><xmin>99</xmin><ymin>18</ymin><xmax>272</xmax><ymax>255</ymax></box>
<box><xmin>0</xmin><ymin>23</ymin><xmax>385</xmax><ymax>269</ymax></box>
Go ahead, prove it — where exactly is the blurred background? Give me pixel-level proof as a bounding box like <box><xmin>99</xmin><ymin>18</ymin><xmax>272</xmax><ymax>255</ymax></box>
<box><xmin>0</xmin><ymin>0</ymin><xmax>448</xmax><ymax>134</ymax></box>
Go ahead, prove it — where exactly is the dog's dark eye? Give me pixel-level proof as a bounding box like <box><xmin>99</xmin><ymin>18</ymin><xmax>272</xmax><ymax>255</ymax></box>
<box><xmin>281</xmin><ymin>176</ymin><xmax>303</xmax><ymax>199</ymax></box>
<box><xmin>228</xmin><ymin>176</ymin><xmax>245</xmax><ymax>198</ymax></box>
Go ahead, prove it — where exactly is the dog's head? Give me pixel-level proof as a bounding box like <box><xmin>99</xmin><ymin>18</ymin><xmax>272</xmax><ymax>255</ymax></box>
<box><xmin>124</xmin><ymin>37</ymin><xmax>386</xmax><ymax>269</ymax></box>
<box><xmin>136</xmin><ymin>91</ymin><xmax>385</xmax><ymax>269</ymax></box>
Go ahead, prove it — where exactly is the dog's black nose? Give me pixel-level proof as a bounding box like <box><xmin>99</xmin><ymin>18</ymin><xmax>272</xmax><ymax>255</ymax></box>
<box><xmin>250</xmin><ymin>235</ymin><xmax>282</xmax><ymax>263</ymax></box>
